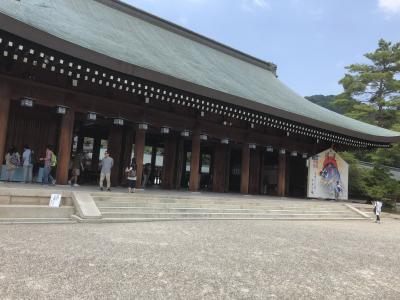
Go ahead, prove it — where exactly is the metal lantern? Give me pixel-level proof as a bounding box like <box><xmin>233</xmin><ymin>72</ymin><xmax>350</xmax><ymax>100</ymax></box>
<box><xmin>249</xmin><ymin>143</ymin><xmax>256</xmax><ymax>149</ymax></box>
<box><xmin>200</xmin><ymin>134</ymin><xmax>208</xmax><ymax>141</ymax></box>
<box><xmin>161</xmin><ymin>127</ymin><xmax>170</xmax><ymax>134</ymax></box>
<box><xmin>138</xmin><ymin>123</ymin><xmax>149</xmax><ymax>130</ymax></box>
<box><xmin>113</xmin><ymin>118</ymin><xmax>124</xmax><ymax>126</ymax></box>
<box><xmin>221</xmin><ymin>138</ymin><xmax>229</xmax><ymax>144</ymax></box>
<box><xmin>20</xmin><ymin>97</ymin><xmax>34</xmax><ymax>107</ymax></box>
<box><xmin>181</xmin><ymin>130</ymin><xmax>190</xmax><ymax>137</ymax></box>
<box><xmin>56</xmin><ymin>105</ymin><xmax>68</xmax><ymax>115</ymax></box>
<box><xmin>87</xmin><ymin>112</ymin><xmax>97</xmax><ymax>121</ymax></box>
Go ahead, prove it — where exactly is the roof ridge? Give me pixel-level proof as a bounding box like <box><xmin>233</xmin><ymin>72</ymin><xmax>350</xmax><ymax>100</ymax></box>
<box><xmin>96</xmin><ymin>0</ymin><xmax>277</xmax><ymax>75</ymax></box>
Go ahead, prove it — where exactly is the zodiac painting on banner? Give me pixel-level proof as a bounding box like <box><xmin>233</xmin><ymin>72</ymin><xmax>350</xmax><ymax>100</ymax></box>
<box><xmin>307</xmin><ymin>149</ymin><xmax>349</xmax><ymax>200</ymax></box>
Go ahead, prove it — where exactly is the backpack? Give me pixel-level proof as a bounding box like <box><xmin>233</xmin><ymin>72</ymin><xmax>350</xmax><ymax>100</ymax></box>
<box><xmin>10</xmin><ymin>153</ymin><xmax>19</xmax><ymax>166</ymax></box>
<box><xmin>50</xmin><ymin>152</ymin><xmax>57</xmax><ymax>167</ymax></box>
<box><xmin>126</xmin><ymin>168</ymin><xmax>136</xmax><ymax>178</ymax></box>
<box><xmin>29</xmin><ymin>151</ymin><xmax>35</xmax><ymax>165</ymax></box>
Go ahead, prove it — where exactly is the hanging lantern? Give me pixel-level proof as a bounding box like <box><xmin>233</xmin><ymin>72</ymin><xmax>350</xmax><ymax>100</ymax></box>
<box><xmin>138</xmin><ymin>123</ymin><xmax>149</xmax><ymax>130</ymax></box>
<box><xmin>87</xmin><ymin>112</ymin><xmax>97</xmax><ymax>121</ymax></box>
<box><xmin>181</xmin><ymin>130</ymin><xmax>190</xmax><ymax>137</ymax></box>
<box><xmin>200</xmin><ymin>134</ymin><xmax>208</xmax><ymax>141</ymax></box>
<box><xmin>161</xmin><ymin>127</ymin><xmax>170</xmax><ymax>134</ymax></box>
<box><xmin>113</xmin><ymin>118</ymin><xmax>124</xmax><ymax>126</ymax></box>
<box><xmin>56</xmin><ymin>105</ymin><xmax>69</xmax><ymax>115</ymax></box>
<box><xmin>20</xmin><ymin>97</ymin><xmax>34</xmax><ymax>107</ymax></box>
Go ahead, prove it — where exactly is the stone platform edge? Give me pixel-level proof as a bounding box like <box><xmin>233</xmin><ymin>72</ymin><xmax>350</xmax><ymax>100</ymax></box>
<box><xmin>71</xmin><ymin>192</ymin><xmax>102</xmax><ymax>219</ymax></box>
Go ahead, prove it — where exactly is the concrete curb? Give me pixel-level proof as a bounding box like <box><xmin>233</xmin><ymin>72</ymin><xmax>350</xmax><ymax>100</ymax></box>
<box><xmin>344</xmin><ymin>204</ymin><xmax>371</xmax><ymax>219</ymax></box>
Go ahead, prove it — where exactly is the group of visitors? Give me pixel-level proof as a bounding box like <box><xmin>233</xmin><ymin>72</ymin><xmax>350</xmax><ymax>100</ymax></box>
<box><xmin>97</xmin><ymin>151</ymin><xmax>150</xmax><ymax>193</ymax></box>
<box><xmin>3</xmin><ymin>144</ymin><xmax>57</xmax><ymax>185</ymax></box>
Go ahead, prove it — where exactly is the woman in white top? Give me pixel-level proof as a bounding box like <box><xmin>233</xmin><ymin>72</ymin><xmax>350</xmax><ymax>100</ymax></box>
<box><xmin>125</xmin><ymin>158</ymin><xmax>137</xmax><ymax>193</ymax></box>
<box><xmin>5</xmin><ymin>146</ymin><xmax>20</xmax><ymax>182</ymax></box>
<box><xmin>373</xmin><ymin>200</ymin><xmax>382</xmax><ymax>224</ymax></box>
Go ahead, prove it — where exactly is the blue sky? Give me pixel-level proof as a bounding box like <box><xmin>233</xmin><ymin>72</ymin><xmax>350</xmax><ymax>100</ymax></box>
<box><xmin>122</xmin><ymin>0</ymin><xmax>400</xmax><ymax>97</ymax></box>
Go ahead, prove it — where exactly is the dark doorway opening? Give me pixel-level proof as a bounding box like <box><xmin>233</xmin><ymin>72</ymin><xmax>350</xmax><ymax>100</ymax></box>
<box><xmin>229</xmin><ymin>148</ymin><xmax>241</xmax><ymax>192</ymax></box>
<box><xmin>288</xmin><ymin>156</ymin><xmax>307</xmax><ymax>197</ymax></box>
<box><xmin>261</xmin><ymin>150</ymin><xmax>279</xmax><ymax>195</ymax></box>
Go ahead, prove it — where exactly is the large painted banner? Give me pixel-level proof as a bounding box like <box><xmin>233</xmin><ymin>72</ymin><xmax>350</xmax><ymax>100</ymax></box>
<box><xmin>307</xmin><ymin>149</ymin><xmax>349</xmax><ymax>200</ymax></box>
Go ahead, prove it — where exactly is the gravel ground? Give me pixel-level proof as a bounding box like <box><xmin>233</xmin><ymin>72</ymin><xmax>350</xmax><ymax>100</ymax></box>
<box><xmin>1</xmin><ymin>220</ymin><xmax>400</xmax><ymax>299</ymax></box>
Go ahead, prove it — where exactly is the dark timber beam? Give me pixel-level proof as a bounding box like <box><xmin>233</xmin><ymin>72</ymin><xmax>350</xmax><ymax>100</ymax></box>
<box><xmin>249</xmin><ymin>147</ymin><xmax>261</xmax><ymax>195</ymax></box>
<box><xmin>0</xmin><ymin>82</ymin><xmax>10</xmax><ymax>170</ymax></box>
<box><xmin>240</xmin><ymin>143</ymin><xmax>250</xmax><ymax>194</ymax></box>
<box><xmin>189</xmin><ymin>127</ymin><xmax>201</xmax><ymax>192</ymax></box>
<box><xmin>277</xmin><ymin>152</ymin><xmax>287</xmax><ymax>197</ymax></box>
<box><xmin>212</xmin><ymin>144</ymin><xmax>229</xmax><ymax>193</ymax></box>
<box><xmin>135</xmin><ymin>128</ymin><xmax>146</xmax><ymax>189</ymax></box>
<box><xmin>56</xmin><ymin>107</ymin><xmax>75</xmax><ymax>185</ymax></box>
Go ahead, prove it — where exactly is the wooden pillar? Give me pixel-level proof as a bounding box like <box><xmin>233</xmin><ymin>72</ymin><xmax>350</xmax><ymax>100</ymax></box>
<box><xmin>278</xmin><ymin>152</ymin><xmax>287</xmax><ymax>197</ymax></box>
<box><xmin>212</xmin><ymin>144</ymin><xmax>228</xmax><ymax>193</ymax></box>
<box><xmin>249</xmin><ymin>147</ymin><xmax>261</xmax><ymax>195</ymax></box>
<box><xmin>120</xmin><ymin>128</ymin><xmax>134</xmax><ymax>186</ymax></box>
<box><xmin>91</xmin><ymin>136</ymin><xmax>101</xmax><ymax>172</ymax></box>
<box><xmin>134</xmin><ymin>128</ymin><xmax>146</xmax><ymax>188</ymax></box>
<box><xmin>107</xmin><ymin>126</ymin><xmax>123</xmax><ymax>186</ymax></box>
<box><xmin>189</xmin><ymin>128</ymin><xmax>201</xmax><ymax>192</ymax></box>
<box><xmin>162</xmin><ymin>136</ymin><xmax>177</xmax><ymax>189</ymax></box>
<box><xmin>56</xmin><ymin>108</ymin><xmax>75</xmax><ymax>184</ymax></box>
<box><xmin>149</xmin><ymin>146</ymin><xmax>157</xmax><ymax>186</ymax></box>
<box><xmin>285</xmin><ymin>156</ymin><xmax>291</xmax><ymax>196</ymax></box>
<box><xmin>0</xmin><ymin>82</ymin><xmax>10</xmax><ymax>169</ymax></box>
<box><xmin>175</xmin><ymin>139</ymin><xmax>185</xmax><ymax>189</ymax></box>
<box><xmin>240</xmin><ymin>143</ymin><xmax>250</xmax><ymax>194</ymax></box>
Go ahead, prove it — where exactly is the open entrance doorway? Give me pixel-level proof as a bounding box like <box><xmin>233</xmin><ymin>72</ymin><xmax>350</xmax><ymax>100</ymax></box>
<box><xmin>261</xmin><ymin>150</ymin><xmax>279</xmax><ymax>196</ymax></box>
<box><xmin>288</xmin><ymin>155</ymin><xmax>307</xmax><ymax>197</ymax></box>
<box><xmin>229</xmin><ymin>147</ymin><xmax>241</xmax><ymax>193</ymax></box>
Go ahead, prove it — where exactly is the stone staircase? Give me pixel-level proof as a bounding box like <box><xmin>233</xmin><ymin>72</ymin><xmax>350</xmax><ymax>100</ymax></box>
<box><xmin>0</xmin><ymin>188</ymin><xmax>75</xmax><ymax>224</ymax></box>
<box><xmin>92</xmin><ymin>192</ymin><xmax>369</xmax><ymax>222</ymax></box>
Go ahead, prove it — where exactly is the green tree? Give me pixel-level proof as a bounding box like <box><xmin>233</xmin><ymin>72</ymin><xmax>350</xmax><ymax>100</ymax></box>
<box><xmin>335</xmin><ymin>39</ymin><xmax>400</xmax><ymax>128</ymax></box>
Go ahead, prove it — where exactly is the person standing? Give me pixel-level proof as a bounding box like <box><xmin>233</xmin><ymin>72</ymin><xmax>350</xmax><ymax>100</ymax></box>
<box><xmin>125</xmin><ymin>158</ymin><xmax>137</xmax><ymax>193</ymax></box>
<box><xmin>40</xmin><ymin>145</ymin><xmax>55</xmax><ymax>185</ymax></box>
<box><xmin>373</xmin><ymin>200</ymin><xmax>383</xmax><ymax>224</ymax></box>
<box><xmin>99</xmin><ymin>150</ymin><xmax>113</xmax><ymax>191</ymax></box>
<box><xmin>4</xmin><ymin>146</ymin><xmax>20</xmax><ymax>182</ymax></box>
<box><xmin>142</xmin><ymin>163</ymin><xmax>151</xmax><ymax>188</ymax></box>
<box><xmin>22</xmin><ymin>145</ymin><xmax>33</xmax><ymax>183</ymax></box>
<box><xmin>68</xmin><ymin>152</ymin><xmax>83</xmax><ymax>187</ymax></box>
<box><xmin>334</xmin><ymin>181</ymin><xmax>342</xmax><ymax>201</ymax></box>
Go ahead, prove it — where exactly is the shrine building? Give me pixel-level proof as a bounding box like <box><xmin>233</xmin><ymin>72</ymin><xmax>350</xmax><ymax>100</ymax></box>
<box><xmin>0</xmin><ymin>0</ymin><xmax>399</xmax><ymax>197</ymax></box>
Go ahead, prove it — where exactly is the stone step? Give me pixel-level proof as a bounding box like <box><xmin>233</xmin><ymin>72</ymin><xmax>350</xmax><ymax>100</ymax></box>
<box><xmin>93</xmin><ymin>197</ymin><xmax>341</xmax><ymax>207</ymax></box>
<box><xmin>98</xmin><ymin>207</ymin><xmax>354</xmax><ymax>214</ymax></box>
<box><xmin>0</xmin><ymin>218</ymin><xmax>76</xmax><ymax>224</ymax></box>
<box><xmin>100</xmin><ymin>212</ymin><xmax>360</xmax><ymax>219</ymax></box>
<box><xmin>0</xmin><ymin>205</ymin><xmax>74</xmax><ymax>218</ymax></box>
<box><xmin>95</xmin><ymin>200</ymin><xmax>346</xmax><ymax>208</ymax></box>
<box><xmin>94</xmin><ymin>217</ymin><xmax>367</xmax><ymax>223</ymax></box>
<box><xmin>91</xmin><ymin>193</ymin><xmax>307</xmax><ymax>201</ymax></box>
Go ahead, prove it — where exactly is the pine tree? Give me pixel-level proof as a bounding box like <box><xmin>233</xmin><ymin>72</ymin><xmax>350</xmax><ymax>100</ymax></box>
<box><xmin>335</xmin><ymin>39</ymin><xmax>400</xmax><ymax>128</ymax></box>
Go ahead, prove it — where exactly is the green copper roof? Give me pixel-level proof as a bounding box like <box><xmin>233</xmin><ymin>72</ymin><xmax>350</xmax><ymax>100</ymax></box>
<box><xmin>0</xmin><ymin>0</ymin><xmax>399</xmax><ymax>142</ymax></box>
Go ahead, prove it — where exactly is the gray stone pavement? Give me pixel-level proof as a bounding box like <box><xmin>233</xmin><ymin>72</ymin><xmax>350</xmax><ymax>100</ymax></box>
<box><xmin>1</xmin><ymin>220</ymin><xmax>400</xmax><ymax>299</ymax></box>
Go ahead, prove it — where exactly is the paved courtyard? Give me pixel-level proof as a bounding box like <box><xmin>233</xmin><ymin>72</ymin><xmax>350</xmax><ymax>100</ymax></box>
<box><xmin>1</xmin><ymin>220</ymin><xmax>400</xmax><ymax>299</ymax></box>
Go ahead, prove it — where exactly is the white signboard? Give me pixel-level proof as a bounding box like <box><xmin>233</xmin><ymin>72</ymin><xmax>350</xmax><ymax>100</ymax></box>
<box><xmin>49</xmin><ymin>194</ymin><xmax>62</xmax><ymax>207</ymax></box>
<box><xmin>307</xmin><ymin>149</ymin><xmax>349</xmax><ymax>200</ymax></box>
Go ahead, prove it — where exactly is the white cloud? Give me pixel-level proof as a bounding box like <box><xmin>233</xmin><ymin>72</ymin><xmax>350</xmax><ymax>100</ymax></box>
<box><xmin>378</xmin><ymin>0</ymin><xmax>400</xmax><ymax>14</ymax></box>
<box><xmin>241</xmin><ymin>0</ymin><xmax>271</xmax><ymax>12</ymax></box>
